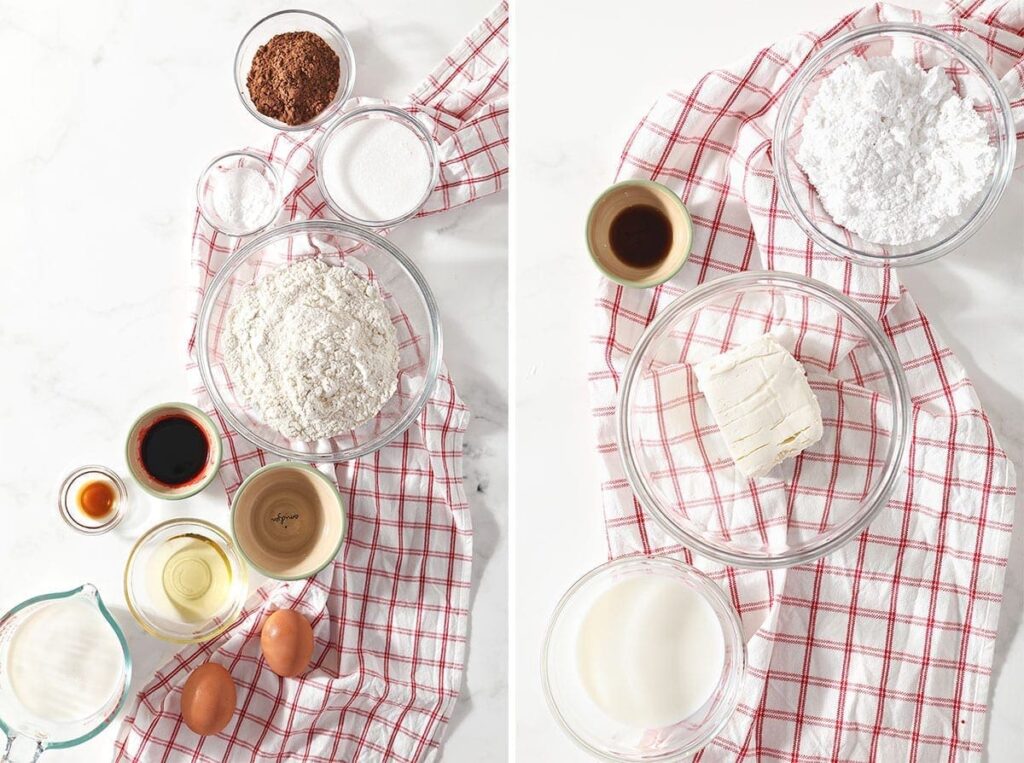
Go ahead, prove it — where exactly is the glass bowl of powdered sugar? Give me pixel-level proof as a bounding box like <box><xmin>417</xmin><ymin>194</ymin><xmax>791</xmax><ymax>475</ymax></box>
<box><xmin>774</xmin><ymin>23</ymin><xmax>1015</xmax><ymax>266</ymax></box>
<box><xmin>196</xmin><ymin>219</ymin><xmax>441</xmax><ymax>462</ymax></box>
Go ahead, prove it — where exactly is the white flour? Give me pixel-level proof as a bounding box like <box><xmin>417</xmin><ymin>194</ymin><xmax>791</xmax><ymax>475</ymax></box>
<box><xmin>795</xmin><ymin>56</ymin><xmax>995</xmax><ymax>246</ymax></box>
<box><xmin>223</xmin><ymin>259</ymin><xmax>399</xmax><ymax>440</ymax></box>
<box><xmin>320</xmin><ymin>116</ymin><xmax>433</xmax><ymax>222</ymax></box>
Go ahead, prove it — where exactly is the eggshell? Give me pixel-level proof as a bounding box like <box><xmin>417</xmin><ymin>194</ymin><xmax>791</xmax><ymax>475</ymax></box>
<box><xmin>261</xmin><ymin>609</ymin><xmax>315</xmax><ymax>678</ymax></box>
<box><xmin>181</xmin><ymin>662</ymin><xmax>236</xmax><ymax>736</ymax></box>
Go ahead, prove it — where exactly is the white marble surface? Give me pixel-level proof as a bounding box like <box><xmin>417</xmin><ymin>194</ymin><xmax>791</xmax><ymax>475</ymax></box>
<box><xmin>513</xmin><ymin>0</ymin><xmax>1022</xmax><ymax>761</ymax></box>
<box><xmin>0</xmin><ymin>1</ymin><xmax>506</xmax><ymax>761</ymax></box>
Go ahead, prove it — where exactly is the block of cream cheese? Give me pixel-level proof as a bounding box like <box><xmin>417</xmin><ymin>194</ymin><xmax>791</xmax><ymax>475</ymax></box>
<box><xmin>693</xmin><ymin>334</ymin><xmax>823</xmax><ymax>479</ymax></box>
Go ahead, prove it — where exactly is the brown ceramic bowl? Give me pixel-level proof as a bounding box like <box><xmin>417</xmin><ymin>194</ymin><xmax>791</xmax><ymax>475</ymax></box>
<box><xmin>125</xmin><ymin>403</ymin><xmax>222</xmax><ymax>500</ymax></box>
<box><xmin>586</xmin><ymin>180</ymin><xmax>693</xmax><ymax>288</ymax></box>
<box><xmin>230</xmin><ymin>463</ymin><xmax>347</xmax><ymax>580</ymax></box>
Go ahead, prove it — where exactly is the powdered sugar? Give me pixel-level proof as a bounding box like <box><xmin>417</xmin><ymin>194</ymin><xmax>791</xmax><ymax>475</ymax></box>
<box><xmin>795</xmin><ymin>55</ymin><xmax>995</xmax><ymax>246</ymax></box>
<box><xmin>223</xmin><ymin>258</ymin><xmax>399</xmax><ymax>440</ymax></box>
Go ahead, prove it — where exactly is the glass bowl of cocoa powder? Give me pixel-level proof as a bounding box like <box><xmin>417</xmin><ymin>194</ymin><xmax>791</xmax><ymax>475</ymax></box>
<box><xmin>234</xmin><ymin>9</ymin><xmax>356</xmax><ymax>132</ymax></box>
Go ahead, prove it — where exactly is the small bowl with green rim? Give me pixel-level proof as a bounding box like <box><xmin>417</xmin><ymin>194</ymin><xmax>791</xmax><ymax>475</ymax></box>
<box><xmin>125</xmin><ymin>402</ymin><xmax>223</xmax><ymax>500</ymax></box>
<box><xmin>586</xmin><ymin>179</ymin><xmax>693</xmax><ymax>288</ymax></box>
<box><xmin>230</xmin><ymin>462</ymin><xmax>347</xmax><ymax>580</ymax></box>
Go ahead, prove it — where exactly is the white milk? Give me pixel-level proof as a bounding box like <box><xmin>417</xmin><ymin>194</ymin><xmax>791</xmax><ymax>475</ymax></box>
<box><xmin>577</xmin><ymin>575</ymin><xmax>726</xmax><ymax>728</ymax></box>
<box><xmin>6</xmin><ymin>597</ymin><xmax>124</xmax><ymax>722</ymax></box>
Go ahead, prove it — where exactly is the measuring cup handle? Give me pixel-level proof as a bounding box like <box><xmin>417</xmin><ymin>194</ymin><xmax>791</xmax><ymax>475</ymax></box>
<box><xmin>2</xmin><ymin>736</ymin><xmax>43</xmax><ymax>763</ymax></box>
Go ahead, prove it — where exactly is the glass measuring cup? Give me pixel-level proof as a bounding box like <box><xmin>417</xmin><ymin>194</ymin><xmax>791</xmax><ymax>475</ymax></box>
<box><xmin>0</xmin><ymin>585</ymin><xmax>131</xmax><ymax>762</ymax></box>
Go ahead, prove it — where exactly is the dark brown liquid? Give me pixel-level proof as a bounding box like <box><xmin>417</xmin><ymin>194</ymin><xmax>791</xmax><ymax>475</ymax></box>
<box><xmin>78</xmin><ymin>480</ymin><xmax>117</xmax><ymax>519</ymax></box>
<box><xmin>609</xmin><ymin>204</ymin><xmax>673</xmax><ymax>269</ymax></box>
<box><xmin>140</xmin><ymin>415</ymin><xmax>210</xmax><ymax>487</ymax></box>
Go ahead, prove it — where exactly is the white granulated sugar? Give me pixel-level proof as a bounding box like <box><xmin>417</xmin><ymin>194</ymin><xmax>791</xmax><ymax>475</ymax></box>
<box><xmin>320</xmin><ymin>117</ymin><xmax>433</xmax><ymax>222</ymax></box>
<box><xmin>211</xmin><ymin>166</ymin><xmax>275</xmax><ymax>232</ymax></box>
<box><xmin>795</xmin><ymin>55</ymin><xmax>995</xmax><ymax>246</ymax></box>
<box><xmin>223</xmin><ymin>258</ymin><xmax>399</xmax><ymax>440</ymax></box>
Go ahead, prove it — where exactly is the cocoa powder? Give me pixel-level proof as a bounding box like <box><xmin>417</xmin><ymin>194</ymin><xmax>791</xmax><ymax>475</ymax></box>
<box><xmin>246</xmin><ymin>32</ymin><xmax>340</xmax><ymax>126</ymax></box>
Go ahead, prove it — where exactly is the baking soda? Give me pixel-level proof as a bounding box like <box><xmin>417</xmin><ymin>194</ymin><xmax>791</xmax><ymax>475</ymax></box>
<box><xmin>211</xmin><ymin>166</ymin><xmax>275</xmax><ymax>232</ymax></box>
<box><xmin>320</xmin><ymin>115</ymin><xmax>434</xmax><ymax>222</ymax></box>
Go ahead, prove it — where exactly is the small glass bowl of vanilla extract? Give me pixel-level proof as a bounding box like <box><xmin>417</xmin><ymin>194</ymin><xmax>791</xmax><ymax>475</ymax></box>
<box><xmin>58</xmin><ymin>465</ymin><xmax>128</xmax><ymax>534</ymax></box>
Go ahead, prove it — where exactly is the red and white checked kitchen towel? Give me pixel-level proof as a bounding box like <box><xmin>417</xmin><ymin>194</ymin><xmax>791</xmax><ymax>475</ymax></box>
<box><xmin>114</xmin><ymin>5</ymin><xmax>507</xmax><ymax>762</ymax></box>
<box><xmin>590</xmin><ymin>2</ymin><xmax>1020</xmax><ymax>761</ymax></box>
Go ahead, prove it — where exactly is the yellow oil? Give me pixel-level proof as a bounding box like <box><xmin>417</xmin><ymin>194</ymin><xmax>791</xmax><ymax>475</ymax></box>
<box><xmin>149</xmin><ymin>534</ymin><xmax>233</xmax><ymax>623</ymax></box>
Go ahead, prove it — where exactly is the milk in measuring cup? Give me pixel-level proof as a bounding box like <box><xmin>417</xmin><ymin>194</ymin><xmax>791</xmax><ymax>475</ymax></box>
<box><xmin>6</xmin><ymin>596</ymin><xmax>124</xmax><ymax>721</ymax></box>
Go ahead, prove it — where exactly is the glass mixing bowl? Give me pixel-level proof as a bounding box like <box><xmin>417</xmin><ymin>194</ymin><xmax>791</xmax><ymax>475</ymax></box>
<box><xmin>618</xmin><ymin>272</ymin><xmax>910</xmax><ymax>568</ymax></box>
<box><xmin>124</xmin><ymin>519</ymin><xmax>249</xmax><ymax>644</ymax></box>
<box><xmin>774</xmin><ymin>23</ymin><xmax>1015</xmax><ymax>266</ymax></box>
<box><xmin>196</xmin><ymin>220</ymin><xmax>441</xmax><ymax>462</ymax></box>
<box><xmin>542</xmin><ymin>556</ymin><xmax>745</xmax><ymax>761</ymax></box>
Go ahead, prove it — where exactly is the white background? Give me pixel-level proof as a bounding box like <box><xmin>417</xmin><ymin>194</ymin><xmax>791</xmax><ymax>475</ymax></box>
<box><xmin>0</xmin><ymin>0</ymin><xmax>506</xmax><ymax>761</ymax></box>
<box><xmin>513</xmin><ymin>0</ymin><xmax>1022</xmax><ymax>761</ymax></box>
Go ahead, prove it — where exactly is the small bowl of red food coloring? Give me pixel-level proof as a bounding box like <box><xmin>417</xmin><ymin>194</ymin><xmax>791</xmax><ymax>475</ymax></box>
<box><xmin>125</xmin><ymin>403</ymin><xmax>223</xmax><ymax>500</ymax></box>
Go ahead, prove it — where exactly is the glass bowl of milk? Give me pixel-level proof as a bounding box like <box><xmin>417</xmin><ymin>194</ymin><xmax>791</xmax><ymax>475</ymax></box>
<box><xmin>542</xmin><ymin>556</ymin><xmax>745</xmax><ymax>760</ymax></box>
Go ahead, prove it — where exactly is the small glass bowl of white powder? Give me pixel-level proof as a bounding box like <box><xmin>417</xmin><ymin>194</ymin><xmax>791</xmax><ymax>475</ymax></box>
<box><xmin>774</xmin><ymin>23</ymin><xmax>1015</xmax><ymax>266</ymax></box>
<box><xmin>197</xmin><ymin>150</ymin><xmax>283</xmax><ymax>236</ymax></box>
<box><xmin>315</xmin><ymin>105</ymin><xmax>440</xmax><ymax>228</ymax></box>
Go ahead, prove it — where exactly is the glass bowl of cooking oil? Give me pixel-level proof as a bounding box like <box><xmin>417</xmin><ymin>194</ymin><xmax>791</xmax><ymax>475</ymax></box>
<box><xmin>123</xmin><ymin>518</ymin><xmax>249</xmax><ymax>644</ymax></box>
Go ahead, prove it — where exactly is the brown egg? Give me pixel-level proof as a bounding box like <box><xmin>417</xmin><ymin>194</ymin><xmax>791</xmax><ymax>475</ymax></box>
<box><xmin>261</xmin><ymin>609</ymin><xmax>315</xmax><ymax>678</ymax></box>
<box><xmin>181</xmin><ymin>662</ymin><xmax>236</xmax><ymax>736</ymax></box>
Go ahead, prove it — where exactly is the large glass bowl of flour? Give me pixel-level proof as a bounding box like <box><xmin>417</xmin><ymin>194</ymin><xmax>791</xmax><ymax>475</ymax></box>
<box><xmin>774</xmin><ymin>23</ymin><xmax>1015</xmax><ymax>266</ymax></box>
<box><xmin>618</xmin><ymin>272</ymin><xmax>911</xmax><ymax>569</ymax></box>
<box><xmin>196</xmin><ymin>220</ymin><xmax>441</xmax><ymax>461</ymax></box>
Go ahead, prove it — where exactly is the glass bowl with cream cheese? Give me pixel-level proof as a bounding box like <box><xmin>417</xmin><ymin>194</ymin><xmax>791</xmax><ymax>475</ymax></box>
<box><xmin>774</xmin><ymin>23</ymin><xmax>1015</xmax><ymax>266</ymax></box>
<box><xmin>542</xmin><ymin>556</ymin><xmax>745</xmax><ymax>761</ymax></box>
<box><xmin>618</xmin><ymin>271</ymin><xmax>910</xmax><ymax>569</ymax></box>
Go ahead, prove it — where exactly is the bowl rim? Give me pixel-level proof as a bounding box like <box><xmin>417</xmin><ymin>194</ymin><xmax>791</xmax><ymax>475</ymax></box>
<box><xmin>540</xmin><ymin>555</ymin><xmax>747</xmax><ymax>761</ymax></box>
<box><xmin>617</xmin><ymin>270</ymin><xmax>911</xmax><ymax>569</ymax></box>
<box><xmin>122</xmin><ymin>518</ymin><xmax>249</xmax><ymax>645</ymax></box>
<box><xmin>195</xmin><ymin>149</ymin><xmax>284</xmax><ymax>237</ymax></box>
<box><xmin>585</xmin><ymin>179</ymin><xmax>694</xmax><ymax>288</ymax></box>
<box><xmin>196</xmin><ymin>219</ymin><xmax>443</xmax><ymax>462</ymax></box>
<box><xmin>124</xmin><ymin>402</ymin><xmax>224</xmax><ymax>500</ymax></box>
<box><xmin>314</xmin><ymin>104</ymin><xmax>442</xmax><ymax>228</ymax></box>
<box><xmin>229</xmin><ymin>461</ymin><xmax>348</xmax><ymax>581</ymax></box>
<box><xmin>233</xmin><ymin>8</ymin><xmax>356</xmax><ymax>132</ymax></box>
<box><xmin>773</xmin><ymin>22</ymin><xmax>1017</xmax><ymax>267</ymax></box>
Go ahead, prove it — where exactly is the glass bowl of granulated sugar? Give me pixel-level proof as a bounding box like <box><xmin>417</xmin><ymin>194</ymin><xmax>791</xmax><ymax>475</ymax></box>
<box><xmin>315</xmin><ymin>105</ymin><xmax>441</xmax><ymax>228</ymax></box>
<box><xmin>774</xmin><ymin>23</ymin><xmax>1015</xmax><ymax>266</ymax></box>
<box><xmin>196</xmin><ymin>220</ymin><xmax>441</xmax><ymax>462</ymax></box>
